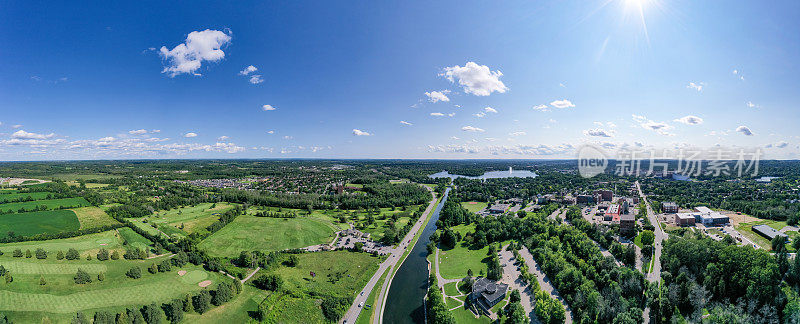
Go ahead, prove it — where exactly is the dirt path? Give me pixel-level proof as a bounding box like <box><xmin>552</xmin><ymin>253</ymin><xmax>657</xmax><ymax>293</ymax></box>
<box><xmin>241</xmin><ymin>267</ymin><xmax>260</xmax><ymax>283</ymax></box>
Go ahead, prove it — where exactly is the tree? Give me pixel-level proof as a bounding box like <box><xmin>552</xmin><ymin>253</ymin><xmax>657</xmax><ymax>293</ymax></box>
<box><xmin>111</xmin><ymin>251</ymin><xmax>120</xmax><ymax>260</ymax></box>
<box><xmin>35</xmin><ymin>248</ymin><xmax>47</xmax><ymax>259</ymax></box>
<box><xmin>142</xmin><ymin>303</ymin><xmax>162</xmax><ymax>324</ymax></box>
<box><xmin>12</xmin><ymin>249</ymin><xmax>22</xmax><ymax>258</ymax></box>
<box><xmin>213</xmin><ymin>282</ymin><xmax>233</xmax><ymax>306</ymax></box>
<box><xmin>640</xmin><ymin>230</ymin><xmax>655</xmax><ymax>246</ymax></box>
<box><xmin>39</xmin><ymin>275</ymin><xmax>46</xmax><ymax>286</ymax></box>
<box><xmin>192</xmin><ymin>290</ymin><xmax>212</xmax><ymax>314</ymax></box>
<box><xmin>115</xmin><ymin>311</ymin><xmax>129</xmax><ymax>324</ymax></box>
<box><xmin>25</xmin><ymin>250</ymin><xmax>32</xmax><ymax>258</ymax></box>
<box><xmin>4</xmin><ymin>273</ymin><xmax>12</xmax><ymax>284</ymax></box>
<box><xmin>74</xmin><ymin>269</ymin><xmax>92</xmax><ymax>284</ymax></box>
<box><xmin>164</xmin><ymin>299</ymin><xmax>184</xmax><ymax>323</ymax></box>
<box><xmin>93</xmin><ymin>311</ymin><xmax>114</xmax><ymax>324</ymax></box>
<box><xmin>126</xmin><ymin>267</ymin><xmax>142</xmax><ymax>279</ymax></box>
<box><xmin>98</xmin><ymin>272</ymin><xmax>106</xmax><ymax>282</ymax></box>
<box><xmin>97</xmin><ymin>248</ymin><xmax>109</xmax><ymax>261</ymax></box>
<box><xmin>253</xmin><ymin>274</ymin><xmax>283</xmax><ymax>291</ymax></box>
<box><xmin>57</xmin><ymin>250</ymin><xmax>65</xmax><ymax>260</ymax></box>
<box><xmin>510</xmin><ymin>289</ymin><xmax>521</xmax><ymax>303</ymax></box>
<box><xmin>73</xmin><ymin>312</ymin><xmax>89</xmax><ymax>324</ymax></box>
<box><xmin>66</xmin><ymin>248</ymin><xmax>80</xmax><ymax>260</ymax></box>
<box><xmin>285</xmin><ymin>255</ymin><xmax>299</xmax><ymax>267</ymax></box>
<box><xmin>126</xmin><ymin>308</ymin><xmax>145</xmax><ymax>324</ymax></box>
<box><xmin>158</xmin><ymin>260</ymin><xmax>171</xmax><ymax>272</ymax></box>
<box><xmin>148</xmin><ymin>263</ymin><xmax>158</xmax><ymax>274</ymax></box>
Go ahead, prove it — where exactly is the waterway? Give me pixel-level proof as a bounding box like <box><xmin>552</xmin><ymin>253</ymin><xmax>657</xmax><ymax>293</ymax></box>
<box><xmin>383</xmin><ymin>187</ymin><xmax>450</xmax><ymax>323</ymax></box>
<box><xmin>429</xmin><ymin>168</ymin><xmax>537</xmax><ymax>180</ymax></box>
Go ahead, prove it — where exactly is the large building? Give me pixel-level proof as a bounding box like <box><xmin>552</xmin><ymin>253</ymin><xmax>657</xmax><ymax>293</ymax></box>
<box><xmin>488</xmin><ymin>204</ymin><xmax>510</xmax><ymax>214</ymax></box>
<box><xmin>662</xmin><ymin>202</ymin><xmax>679</xmax><ymax>213</ymax></box>
<box><xmin>576</xmin><ymin>194</ymin><xmax>595</xmax><ymax>204</ymax></box>
<box><xmin>694</xmin><ymin>206</ymin><xmax>729</xmax><ymax>226</ymax></box>
<box><xmin>594</xmin><ymin>190</ymin><xmax>613</xmax><ymax>202</ymax></box>
<box><xmin>606</xmin><ymin>204</ymin><xmax>621</xmax><ymax>222</ymax></box>
<box><xmin>470</xmin><ymin>277</ymin><xmax>509</xmax><ymax>314</ymax></box>
<box><xmin>620</xmin><ymin>213</ymin><xmax>636</xmax><ymax>234</ymax></box>
<box><xmin>752</xmin><ymin>224</ymin><xmax>788</xmax><ymax>240</ymax></box>
<box><xmin>674</xmin><ymin>213</ymin><xmax>696</xmax><ymax>226</ymax></box>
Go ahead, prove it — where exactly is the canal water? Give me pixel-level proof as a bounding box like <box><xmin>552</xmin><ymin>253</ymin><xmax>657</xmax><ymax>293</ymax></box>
<box><xmin>383</xmin><ymin>187</ymin><xmax>450</xmax><ymax>323</ymax></box>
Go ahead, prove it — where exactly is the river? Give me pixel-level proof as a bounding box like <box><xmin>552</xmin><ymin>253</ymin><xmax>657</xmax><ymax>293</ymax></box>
<box><xmin>383</xmin><ymin>187</ymin><xmax>450</xmax><ymax>323</ymax></box>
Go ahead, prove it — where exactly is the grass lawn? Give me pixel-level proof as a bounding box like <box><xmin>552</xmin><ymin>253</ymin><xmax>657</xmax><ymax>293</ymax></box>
<box><xmin>149</xmin><ymin>202</ymin><xmax>235</xmax><ymax>235</ymax></box>
<box><xmin>446</xmin><ymin>296</ymin><xmax>463</xmax><ymax>309</ymax></box>
<box><xmin>444</xmin><ymin>281</ymin><xmax>461</xmax><ymax>297</ymax></box>
<box><xmin>185</xmin><ymin>285</ymin><xmax>267</xmax><ymax>324</ymax></box>
<box><xmin>0</xmin><ymin>210</ymin><xmax>80</xmax><ymax>239</ymax></box>
<box><xmin>0</xmin><ymin>230</ymin><xmax>124</xmax><ymax>257</ymax></box>
<box><xmin>0</xmin><ymin>191</ymin><xmax>53</xmax><ymax>203</ymax></box>
<box><xmin>345</xmin><ymin>183</ymin><xmax>364</xmax><ymax>188</ymax></box>
<box><xmin>258</xmin><ymin>292</ymin><xmax>328</xmax><ymax>323</ymax></box>
<box><xmin>127</xmin><ymin>218</ymin><xmax>168</xmax><ymax>239</ymax></box>
<box><xmin>199</xmin><ymin>214</ymin><xmax>336</xmax><ymax>257</ymax></box>
<box><xmin>71</xmin><ymin>206</ymin><xmax>121</xmax><ymax>229</ymax></box>
<box><xmin>0</xmin><ymin>197</ymin><xmax>90</xmax><ymax>213</ymax></box>
<box><xmin>437</xmin><ymin>224</ymin><xmax>501</xmax><ymax>280</ymax></box>
<box><xmin>118</xmin><ymin>227</ymin><xmax>153</xmax><ymax>252</ymax></box>
<box><xmin>451</xmin><ymin>306</ymin><xmax>491</xmax><ymax>324</ymax></box>
<box><xmin>461</xmin><ymin>201</ymin><xmax>488</xmax><ymax>214</ymax></box>
<box><xmin>735</xmin><ymin>219</ymin><xmax>791</xmax><ymax>251</ymax></box>
<box><xmin>65</xmin><ymin>181</ymin><xmax>109</xmax><ymax>188</ymax></box>
<box><xmin>0</xmin><ymin>255</ymin><xmax>222</xmax><ymax>320</ymax></box>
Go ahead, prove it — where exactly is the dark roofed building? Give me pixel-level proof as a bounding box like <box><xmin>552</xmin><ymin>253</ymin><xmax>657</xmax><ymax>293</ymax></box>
<box><xmin>488</xmin><ymin>204</ymin><xmax>510</xmax><ymax>214</ymax></box>
<box><xmin>470</xmin><ymin>277</ymin><xmax>508</xmax><ymax>314</ymax></box>
<box><xmin>752</xmin><ymin>224</ymin><xmax>787</xmax><ymax>240</ymax></box>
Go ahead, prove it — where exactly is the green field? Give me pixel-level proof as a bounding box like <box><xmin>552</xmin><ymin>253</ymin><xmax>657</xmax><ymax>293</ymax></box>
<box><xmin>437</xmin><ymin>225</ymin><xmax>505</xmax><ymax>280</ymax></box>
<box><xmin>198</xmin><ymin>214</ymin><xmax>337</xmax><ymax>256</ymax></box>
<box><xmin>0</xmin><ymin>210</ymin><xmax>81</xmax><ymax>239</ymax></box>
<box><xmin>184</xmin><ymin>285</ymin><xmax>266</xmax><ymax>324</ymax></box>
<box><xmin>118</xmin><ymin>227</ymin><xmax>154</xmax><ymax>252</ymax></box>
<box><xmin>148</xmin><ymin>202</ymin><xmax>235</xmax><ymax>235</ymax></box>
<box><xmin>71</xmin><ymin>206</ymin><xmax>121</xmax><ymax>229</ymax></box>
<box><xmin>736</xmin><ymin>219</ymin><xmax>795</xmax><ymax>252</ymax></box>
<box><xmin>0</xmin><ymin>191</ymin><xmax>53</xmax><ymax>203</ymax></box>
<box><xmin>0</xmin><ymin>254</ymin><xmax>222</xmax><ymax>321</ymax></box>
<box><xmin>0</xmin><ymin>197</ymin><xmax>90</xmax><ymax>213</ymax></box>
<box><xmin>0</xmin><ymin>230</ymin><xmax>124</xmax><ymax>257</ymax></box>
<box><xmin>451</xmin><ymin>306</ymin><xmax>491</xmax><ymax>324</ymax></box>
<box><xmin>461</xmin><ymin>201</ymin><xmax>488</xmax><ymax>213</ymax></box>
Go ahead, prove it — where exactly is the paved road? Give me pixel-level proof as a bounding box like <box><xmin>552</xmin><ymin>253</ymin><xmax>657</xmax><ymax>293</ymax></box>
<box><xmin>518</xmin><ymin>246</ymin><xmax>573</xmax><ymax>324</ymax></box>
<box><xmin>339</xmin><ymin>186</ymin><xmax>439</xmax><ymax>324</ymax></box>
<box><xmin>636</xmin><ymin>181</ymin><xmax>666</xmax><ymax>324</ymax></box>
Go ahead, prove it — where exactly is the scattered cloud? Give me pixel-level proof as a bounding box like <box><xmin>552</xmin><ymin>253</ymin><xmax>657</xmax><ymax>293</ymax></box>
<box><xmin>733</xmin><ymin>69</ymin><xmax>745</xmax><ymax>81</ymax></box>
<box><xmin>400</xmin><ymin>121</ymin><xmax>413</xmax><ymax>126</ymax></box>
<box><xmin>736</xmin><ymin>125</ymin><xmax>754</xmax><ymax>136</ymax></box>
<box><xmin>12</xmin><ymin>130</ymin><xmax>55</xmax><ymax>140</ymax></box>
<box><xmin>427</xmin><ymin>144</ymin><xmax>481</xmax><ymax>154</ymax></box>
<box><xmin>159</xmin><ymin>29</ymin><xmax>232</xmax><ymax>77</ymax></box>
<box><xmin>487</xmin><ymin>143</ymin><xmax>574</xmax><ymax>156</ymax></box>
<box><xmin>425</xmin><ymin>90</ymin><xmax>451</xmax><ymax>103</ymax></box>
<box><xmin>508</xmin><ymin>131</ymin><xmax>526</xmax><ymax>137</ymax></box>
<box><xmin>483</xmin><ymin>107</ymin><xmax>498</xmax><ymax>113</ymax></box>
<box><xmin>440</xmin><ymin>62</ymin><xmax>508</xmax><ymax>96</ymax></box>
<box><xmin>532</xmin><ymin>104</ymin><xmax>549</xmax><ymax>112</ymax></box>
<box><xmin>632</xmin><ymin>114</ymin><xmax>674</xmax><ymax>136</ymax></box>
<box><xmin>583</xmin><ymin>128</ymin><xmax>614</xmax><ymax>137</ymax></box>
<box><xmin>184</xmin><ymin>132</ymin><xmax>198</xmax><ymax>138</ymax></box>
<box><xmin>549</xmin><ymin>99</ymin><xmax>575</xmax><ymax>109</ymax></box>
<box><xmin>262</xmin><ymin>104</ymin><xmax>276</xmax><ymax>111</ymax></box>
<box><xmin>217</xmin><ymin>135</ymin><xmax>229</xmax><ymax>141</ymax></box>
<box><xmin>461</xmin><ymin>126</ymin><xmax>485</xmax><ymax>132</ymax></box>
<box><xmin>352</xmin><ymin>129</ymin><xmax>372</xmax><ymax>136</ymax></box>
<box><xmin>766</xmin><ymin>141</ymin><xmax>789</xmax><ymax>149</ymax></box>
<box><xmin>473</xmin><ymin>112</ymin><xmax>486</xmax><ymax>118</ymax></box>
<box><xmin>673</xmin><ymin>115</ymin><xmax>704</xmax><ymax>125</ymax></box>
<box><xmin>128</xmin><ymin>129</ymin><xmax>149</xmax><ymax>135</ymax></box>
<box><xmin>249</xmin><ymin>75</ymin><xmax>264</xmax><ymax>84</ymax></box>
<box><xmin>430</xmin><ymin>112</ymin><xmax>445</xmax><ymax>117</ymax></box>
<box><xmin>267</xmin><ymin>130</ymin><xmax>274</xmax><ymax>134</ymax></box>
<box><xmin>239</xmin><ymin>65</ymin><xmax>257</xmax><ymax>75</ymax></box>
<box><xmin>283</xmin><ymin>135</ymin><xmax>293</xmax><ymax>140</ymax></box>
<box><xmin>450</xmin><ymin>136</ymin><xmax>460</xmax><ymax>140</ymax></box>
<box><xmin>746</xmin><ymin>101</ymin><xmax>760</xmax><ymax>108</ymax></box>
<box><xmin>686</xmin><ymin>82</ymin><xmax>704</xmax><ymax>92</ymax></box>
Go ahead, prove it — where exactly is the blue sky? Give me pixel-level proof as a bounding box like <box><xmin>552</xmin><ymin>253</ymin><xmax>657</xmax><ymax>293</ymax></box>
<box><xmin>1</xmin><ymin>0</ymin><xmax>799</xmax><ymax>160</ymax></box>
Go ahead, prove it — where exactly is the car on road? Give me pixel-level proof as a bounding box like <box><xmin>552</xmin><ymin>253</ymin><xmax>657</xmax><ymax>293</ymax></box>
<box><xmin>358</xmin><ymin>302</ymin><xmax>363</xmax><ymax>308</ymax></box>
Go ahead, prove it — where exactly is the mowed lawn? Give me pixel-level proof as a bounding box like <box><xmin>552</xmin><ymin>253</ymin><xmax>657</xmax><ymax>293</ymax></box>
<box><xmin>0</xmin><ymin>210</ymin><xmax>80</xmax><ymax>239</ymax></box>
<box><xmin>118</xmin><ymin>227</ymin><xmax>153</xmax><ymax>252</ymax></box>
<box><xmin>199</xmin><ymin>214</ymin><xmax>336</xmax><ymax>256</ymax></box>
<box><xmin>0</xmin><ymin>230</ymin><xmax>124</xmax><ymax>256</ymax></box>
<box><xmin>0</xmin><ymin>197</ymin><xmax>90</xmax><ymax>213</ymax></box>
<box><xmin>461</xmin><ymin>201</ymin><xmax>488</xmax><ymax>213</ymax></box>
<box><xmin>0</xmin><ymin>191</ymin><xmax>53</xmax><ymax>203</ymax></box>
<box><xmin>0</xmin><ymin>255</ymin><xmax>221</xmax><ymax>316</ymax></box>
<box><xmin>71</xmin><ymin>206</ymin><xmax>121</xmax><ymax>229</ymax></box>
<box><xmin>437</xmin><ymin>224</ymin><xmax>499</xmax><ymax>280</ymax></box>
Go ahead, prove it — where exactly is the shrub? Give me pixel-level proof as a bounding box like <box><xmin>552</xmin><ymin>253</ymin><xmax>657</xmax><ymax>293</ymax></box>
<box><xmin>74</xmin><ymin>269</ymin><xmax>92</xmax><ymax>284</ymax></box>
<box><xmin>126</xmin><ymin>267</ymin><xmax>142</xmax><ymax>279</ymax></box>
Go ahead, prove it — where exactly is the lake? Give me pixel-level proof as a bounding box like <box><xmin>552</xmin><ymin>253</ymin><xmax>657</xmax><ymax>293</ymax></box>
<box><xmin>428</xmin><ymin>169</ymin><xmax>538</xmax><ymax>180</ymax></box>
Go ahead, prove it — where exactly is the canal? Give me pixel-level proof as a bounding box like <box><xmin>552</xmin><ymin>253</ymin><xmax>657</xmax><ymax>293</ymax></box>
<box><xmin>383</xmin><ymin>187</ymin><xmax>450</xmax><ymax>323</ymax></box>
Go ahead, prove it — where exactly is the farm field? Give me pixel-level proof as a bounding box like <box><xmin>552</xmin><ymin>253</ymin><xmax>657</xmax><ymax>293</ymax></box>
<box><xmin>0</xmin><ymin>191</ymin><xmax>53</xmax><ymax>203</ymax></box>
<box><xmin>149</xmin><ymin>202</ymin><xmax>235</xmax><ymax>235</ymax></box>
<box><xmin>198</xmin><ymin>214</ymin><xmax>336</xmax><ymax>257</ymax></box>
<box><xmin>71</xmin><ymin>206</ymin><xmax>121</xmax><ymax>229</ymax></box>
<box><xmin>0</xmin><ymin>210</ymin><xmax>80</xmax><ymax>239</ymax></box>
<box><xmin>0</xmin><ymin>197</ymin><xmax>90</xmax><ymax>213</ymax></box>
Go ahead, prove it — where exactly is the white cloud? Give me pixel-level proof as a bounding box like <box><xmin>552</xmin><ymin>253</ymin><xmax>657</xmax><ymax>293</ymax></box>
<box><xmin>352</xmin><ymin>129</ymin><xmax>372</xmax><ymax>136</ymax></box>
<box><xmin>249</xmin><ymin>75</ymin><xmax>264</xmax><ymax>84</ymax></box>
<box><xmin>487</xmin><ymin>143</ymin><xmax>574</xmax><ymax>156</ymax></box>
<box><xmin>532</xmin><ymin>104</ymin><xmax>549</xmax><ymax>112</ymax></box>
<box><xmin>98</xmin><ymin>137</ymin><xmax>115</xmax><ymax>142</ymax></box>
<box><xmin>746</xmin><ymin>101</ymin><xmax>759</xmax><ymax>108</ymax></box>
<box><xmin>425</xmin><ymin>90</ymin><xmax>451</xmax><ymax>103</ymax></box>
<box><xmin>400</xmin><ymin>121</ymin><xmax>413</xmax><ymax>126</ymax></box>
<box><xmin>509</xmin><ymin>131</ymin><xmax>526</xmax><ymax>137</ymax></box>
<box><xmin>483</xmin><ymin>107</ymin><xmax>498</xmax><ymax>113</ymax></box>
<box><xmin>12</xmin><ymin>125</ymin><xmax>22</xmax><ymax>129</ymax></box>
<box><xmin>267</xmin><ymin>130</ymin><xmax>275</xmax><ymax>134</ymax></box>
<box><xmin>427</xmin><ymin>144</ymin><xmax>481</xmax><ymax>154</ymax></box>
<box><xmin>632</xmin><ymin>114</ymin><xmax>674</xmax><ymax>136</ymax></box>
<box><xmin>484</xmin><ymin>137</ymin><xmax>497</xmax><ymax>142</ymax></box>
<box><xmin>217</xmin><ymin>135</ymin><xmax>230</xmax><ymax>140</ymax></box>
<box><xmin>448</xmin><ymin>113</ymin><xmax>456</xmax><ymax>117</ymax></box>
<box><xmin>766</xmin><ymin>141</ymin><xmax>789</xmax><ymax>149</ymax></box>
<box><xmin>673</xmin><ymin>115</ymin><xmax>704</xmax><ymax>125</ymax></box>
<box><xmin>12</xmin><ymin>130</ymin><xmax>55</xmax><ymax>140</ymax></box>
<box><xmin>461</xmin><ymin>126</ymin><xmax>485</xmax><ymax>132</ymax></box>
<box><xmin>440</xmin><ymin>62</ymin><xmax>508</xmax><ymax>96</ymax></box>
<box><xmin>431</xmin><ymin>112</ymin><xmax>454</xmax><ymax>117</ymax></box>
<box><xmin>549</xmin><ymin>99</ymin><xmax>575</xmax><ymax>109</ymax></box>
<box><xmin>687</xmin><ymin>82</ymin><xmax>704</xmax><ymax>92</ymax></box>
<box><xmin>159</xmin><ymin>29</ymin><xmax>232</xmax><ymax>77</ymax></box>
<box><xmin>152</xmin><ymin>129</ymin><xmax>161</xmax><ymax>133</ymax></box>
<box><xmin>184</xmin><ymin>132</ymin><xmax>198</xmax><ymax>138</ymax></box>
<box><xmin>583</xmin><ymin>128</ymin><xmax>614</xmax><ymax>137</ymax></box>
<box><xmin>239</xmin><ymin>65</ymin><xmax>257</xmax><ymax>75</ymax></box>
<box><xmin>450</xmin><ymin>136</ymin><xmax>460</xmax><ymax>140</ymax></box>
<box><xmin>473</xmin><ymin>112</ymin><xmax>486</xmax><ymax>118</ymax></box>
<box><xmin>128</xmin><ymin>129</ymin><xmax>148</xmax><ymax>135</ymax></box>
<box><xmin>736</xmin><ymin>125</ymin><xmax>754</xmax><ymax>136</ymax></box>
<box><xmin>262</xmin><ymin>104</ymin><xmax>276</xmax><ymax>111</ymax></box>
<box><xmin>283</xmin><ymin>135</ymin><xmax>293</xmax><ymax>140</ymax></box>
